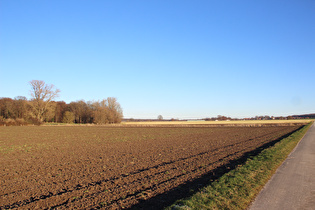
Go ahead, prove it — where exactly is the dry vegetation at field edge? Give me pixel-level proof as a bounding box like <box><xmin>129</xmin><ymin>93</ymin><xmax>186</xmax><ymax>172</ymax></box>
<box><xmin>0</xmin><ymin>125</ymin><xmax>302</xmax><ymax>209</ymax></box>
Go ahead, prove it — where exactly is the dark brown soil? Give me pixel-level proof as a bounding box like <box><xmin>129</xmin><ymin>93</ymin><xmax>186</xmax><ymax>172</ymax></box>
<box><xmin>0</xmin><ymin>125</ymin><xmax>301</xmax><ymax>209</ymax></box>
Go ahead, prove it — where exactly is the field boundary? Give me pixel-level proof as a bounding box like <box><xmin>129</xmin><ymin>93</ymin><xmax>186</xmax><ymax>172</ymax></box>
<box><xmin>118</xmin><ymin>123</ymin><xmax>307</xmax><ymax>128</ymax></box>
<box><xmin>1</xmin><ymin>123</ymin><xmax>310</xmax><ymax>209</ymax></box>
<box><xmin>164</xmin><ymin>122</ymin><xmax>313</xmax><ymax>210</ymax></box>
<box><xmin>121</xmin><ymin>119</ymin><xmax>312</xmax><ymax>126</ymax></box>
<box><xmin>42</xmin><ymin>119</ymin><xmax>312</xmax><ymax>128</ymax></box>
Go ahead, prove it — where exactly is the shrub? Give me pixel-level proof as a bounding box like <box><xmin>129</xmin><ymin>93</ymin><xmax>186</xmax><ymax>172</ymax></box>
<box><xmin>26</xmin><ymin>117</ymin><xmax>43</xmax><ymax>126</ymax></box>
<box><xmin>15</xmin><ymin>118</ymin><xmax>28</xmax><ymax>126</ymax></box>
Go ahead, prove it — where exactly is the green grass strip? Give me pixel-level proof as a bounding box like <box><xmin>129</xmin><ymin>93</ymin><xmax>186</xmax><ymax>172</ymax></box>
<box><xmin>167</xmin><ymin>122</ymin><xmax>313</xmax><ymax>210</ymax></box>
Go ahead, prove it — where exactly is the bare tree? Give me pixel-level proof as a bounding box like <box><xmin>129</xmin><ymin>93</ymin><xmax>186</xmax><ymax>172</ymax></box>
<box><xmin>107</xmin><ymin>97</ymin><xmax>123</xmax><ymax>123</ymax></box>
<box><xmin>0</xmin><ymin>98</ymin><xmax>15</xmax><ymax>119</ymax></box>
<box><xmin>93</xmin><ymin>100</ymin><xmax>109</xmax><ymax>124</ymax></box>
<box><xmin>93</xmin><ymin>97</ymin><xmax>123</xmax><ymax>124</ymax></box>
<box><xmin>54</xmin><ymin>101</ymin><xmax>67</xmax><ymax>123</ymax></box>
<box><xmin>158</xmin><ymin>115</ymin><xmax>163</xmax><ymax>121</ymax></box>
<box><xmin>29</xmin><ymin>80</ymin><xmax>60</xmax><ymax>122</ymax></box>
<box><xmin>14</xmin><ymin>96</ymin><xmax>29</xmax><ymax>119</ymax></box>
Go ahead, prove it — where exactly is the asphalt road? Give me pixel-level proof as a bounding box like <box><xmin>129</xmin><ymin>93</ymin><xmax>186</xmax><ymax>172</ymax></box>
<box><xmin>249</xmin><ymin>122</ymin><xmax>315</xmax><ymax>210</ymax></box>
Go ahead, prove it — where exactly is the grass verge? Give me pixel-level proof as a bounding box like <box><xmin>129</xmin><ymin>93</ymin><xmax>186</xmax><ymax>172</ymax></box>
<box><xmin>166</xmin><ymin>122</ymin><xmax>313</xmax><ymax>210</ymax></box>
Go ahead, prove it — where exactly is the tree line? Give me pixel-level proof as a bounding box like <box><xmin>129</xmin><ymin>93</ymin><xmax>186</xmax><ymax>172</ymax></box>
<box><xmin>0</xmin><ymin>80</ymin><xmax>123</xmax><ymax>126</ymax></box>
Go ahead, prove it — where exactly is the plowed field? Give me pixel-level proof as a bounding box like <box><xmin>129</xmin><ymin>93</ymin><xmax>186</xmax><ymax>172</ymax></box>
<box><xmin>0</xmin><ymin>125</ymin><xmax>301</xmax><ymax>209</ymax></box>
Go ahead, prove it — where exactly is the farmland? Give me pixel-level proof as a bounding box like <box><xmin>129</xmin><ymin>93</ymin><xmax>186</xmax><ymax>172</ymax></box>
<box><xmin>0</xmin><ymin>125</ymin><xmax>305</xmax><ymax>209</ymax></box>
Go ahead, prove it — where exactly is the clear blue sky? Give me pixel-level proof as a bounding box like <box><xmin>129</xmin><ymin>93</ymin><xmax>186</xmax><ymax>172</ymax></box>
<box><xmin>1</xmin><ymin>0</ymin><xmax>314</xmax><ymax>119</ymax></box>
